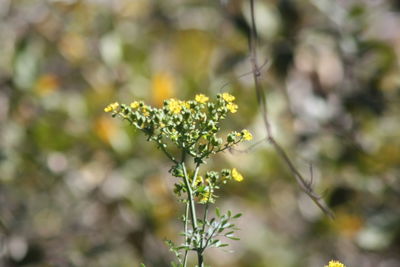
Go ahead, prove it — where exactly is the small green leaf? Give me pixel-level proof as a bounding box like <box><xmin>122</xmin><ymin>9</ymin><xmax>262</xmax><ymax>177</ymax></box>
<box><xmin>233</xmin><ymin>213</ymin><xmax>242</xmax><ymax>219</ymax></box>
<box><xmin>216</xmin><ymin>208</ymin><xmax>220</xmax><ymax>217</ymax></box>
<box><xmin>209</xmin><ymin>218</ymin><xmax>215</xmax><ymax>225</ymax></box>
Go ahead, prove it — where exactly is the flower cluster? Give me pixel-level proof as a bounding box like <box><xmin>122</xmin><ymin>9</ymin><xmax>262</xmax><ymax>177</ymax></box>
<box><xmin>104</xmin><ymin>93</ymin><xmax>252</xmax><ymax>163</ymax></box>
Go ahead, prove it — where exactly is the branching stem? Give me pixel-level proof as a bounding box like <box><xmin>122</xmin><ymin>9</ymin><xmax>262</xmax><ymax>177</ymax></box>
<box><xmin>248</xmin><ymin>0</ymin><xmax>334</xmax><ymax>218</ymax></box>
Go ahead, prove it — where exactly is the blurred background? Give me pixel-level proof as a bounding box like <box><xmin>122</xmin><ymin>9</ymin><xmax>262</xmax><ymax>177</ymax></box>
<box><xmin>0</xmin><ymin>0</ymin><xmax>399</xmax><ymax>266</ymax></box>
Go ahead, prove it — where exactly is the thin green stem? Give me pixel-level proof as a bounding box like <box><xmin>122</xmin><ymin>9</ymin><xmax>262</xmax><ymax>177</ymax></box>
<box><xmin>191</xmin><ymin>164</ymin><xmax>201</xmax><ymax>188</ymax></box>
<box><xmin>157</xmin><ymin>141</ymin><xmax>178</xmax><ymax>164</ymax></box>
<box><xmin>182</xmin><ymin>161</ymin><xmax>205</xmax><ymax>267</ymax></box>
<box><xmin>181</xmin><ymin>162</ymin><xmax>198</xmax><ymax>230</ymax></box>
<box><xmin>204</xmin><ymin>221</ymin><xmax>220</xmax><ymax>249</ymax></box>
<box><xmin>199</xmin><ymin>201</ymin><xmax>210</xmax><ymax>252</ymax></box>
<box><xmin>214</xmin><ymin>138</ymin><xmax>242</xmax><ymax>153</ymax></box>
<box><xmin>183</xmin><ymin>202</ymin><xmax>189</xmax><ymax>267</ymax></box>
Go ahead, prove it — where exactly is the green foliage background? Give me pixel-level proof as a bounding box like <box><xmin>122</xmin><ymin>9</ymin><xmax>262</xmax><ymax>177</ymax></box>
<box><xmin>1</xmin><ymin>0</ymin><xmax>399</xmax><ymax>266</ymax></box>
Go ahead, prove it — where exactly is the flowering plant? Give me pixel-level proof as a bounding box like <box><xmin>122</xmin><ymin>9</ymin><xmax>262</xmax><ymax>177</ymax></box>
<box><xmin>105</xmin><ymin>93</ymin><xmax>252</xmax><ymax>266</ymax></box>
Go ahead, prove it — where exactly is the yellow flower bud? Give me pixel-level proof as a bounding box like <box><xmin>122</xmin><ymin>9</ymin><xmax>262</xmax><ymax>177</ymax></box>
<box><xmin>324</xmin><ymin>260</ymin><xmax>346</xmax><ymax>267</ymax></box>
<box><xmin>241</xmin><ymin>129</ymin><xmax>253</xmax><ymax>141</ymax></box>
<box><xmin>130</xmin><ymin>101</ymin><xmax>140</xmax><ymax>109</ymax></box>
<box><xmin>222</xmin><ymin>92</ymin><xmax>235</xmax><ymax>102</ymax></box>
<box><xmin>104</xmin><ymin>102</ymin><xmax>119</xmax><ymax>112</ymax></box>
<box><xmin>226</xmin><ymin>102</ymin><xmax>238</xmax><ymax>113</ymax></box>
<box><xmin>231</xmin><ymin>168</ymin><xmax>244</xmax><ymax>182</ymax></box>
<box><xmin>195</xmin><ymin>94</ymin><xmax>209</xmax><ymax>104</ymax></box>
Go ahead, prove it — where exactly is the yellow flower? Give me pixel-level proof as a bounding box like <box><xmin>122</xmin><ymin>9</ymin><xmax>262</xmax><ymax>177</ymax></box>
<box><xmin>231</xmin><ymin>168</ymin><xmax>243</xmax><ymax>182</ymax></box>
<box><xmin>168</xmin><ymin>99</ymin><xmax>183</xmax><ymax>114</ymax></box>
<box><xmin>195</xmin><ymin>94</ymin><xmax>209</xmax><ymax>104</ymax></box>
<box><xmin>222</xmin><ymin>92</ymin><xmax>235</xmax><ymax>102</ymax></box>
<box><xmin>194</xmin><ymin>175</ymin><xmax>203</xmax><ymax>186</ymax></box>
<box><xmin>141</xmin><ymin>106</ymin><xmax>150</xmax><ymax>117</ymax></box>
<box><xmin>199</xmin><ymin>190</ymin><xmax>213</xmax><ymax>204</ymax></box>
<box><xmin>226</xmin><ymin>102</ymin><xmax>238</xmax><ymax>113</ymax></box>
<box><xmin>130</xmin><ymin>101</ymin><xmax>140</xmax><ymax>109</ymax></box>
<box><xmin>241</xmin><ymin>129</ymin><xmax>253</xmax><ymax>141</ymax></box>
<box><xmin>151</xmin><ymin>72</ymin><xmax>175</xmax><ymax>107</ymax></box>
<box><xmin>324</xmin><ymin>260</ymin><xmax>346</xmax><ymax>267</ymax></box>
<box><xmin>184</xmin><ymin>101</ymin><xmax>191</xmax><ymax>109</ymax></box>
<box><xmin>104</xmin><ymin>102</ymin><xmax>119</xmax><ymax>112</ymax></box>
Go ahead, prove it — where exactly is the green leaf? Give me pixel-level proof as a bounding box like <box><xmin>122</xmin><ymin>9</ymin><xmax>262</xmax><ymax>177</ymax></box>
<box><xmin>216</xmin><ymin>207</ymin><xmax>220</xmax><ymax>217</ymax></box>
<box><xmin>209</xmin><ymin>218</ymin><xmax>215</xmax><ymax>225</ymax></box>
<box><xmin>210</xmin><ymin>239</ymin><xmax>219</xmax><ymax>245</ymax></box>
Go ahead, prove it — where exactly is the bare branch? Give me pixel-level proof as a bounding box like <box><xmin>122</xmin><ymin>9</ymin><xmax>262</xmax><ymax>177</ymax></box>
<box><xmin>248</xmin><ymin>0</ymin><xmax>334</xmax><ymax>219</ymax></box>
<box><xmin>218</xmin><ymin>58</ymin><xmax>272</xmax><ymax>93</ymax></box>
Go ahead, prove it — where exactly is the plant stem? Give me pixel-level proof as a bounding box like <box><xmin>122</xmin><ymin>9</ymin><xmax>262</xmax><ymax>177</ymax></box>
<box><xmin>182</xmin><ymin>162</ymin><xmax>198</xmax><ymax>230</ymax></box>
<box><xmin>182</xmin><ymin>162</ymin><xmax>205</xmax><ymax>267</ymax></box>
<box><xmin>191</xmin><ymin>164</ymin><xmax>201</xmax><ymax>188</ymax></box>
<box><xmin>197</xmin><ymin>253</ymin><xmax>204</xmax><ymax>267</ymax></box>
<box><xmin>158</xmin><ymin>140</ymin><xmax>178</xmax><ymax>164</ymax></box>
<box><xmin>183</xmin><ymin>202</ymin><xmax>189</xmax><ymax>267</ymax></box>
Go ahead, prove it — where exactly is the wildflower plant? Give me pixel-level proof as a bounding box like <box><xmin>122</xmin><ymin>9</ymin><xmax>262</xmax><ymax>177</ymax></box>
<box><xmin>105</xmin><ymin>93</ymin><xmax>252</xmax><ymax>267</ymax></box>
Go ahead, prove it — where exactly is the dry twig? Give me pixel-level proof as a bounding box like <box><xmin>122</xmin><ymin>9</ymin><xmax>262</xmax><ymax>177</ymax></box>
<box><xmin>248</xmin><ymin>0</ymin><xmax>334</xmax><ymax>219</ymax></box>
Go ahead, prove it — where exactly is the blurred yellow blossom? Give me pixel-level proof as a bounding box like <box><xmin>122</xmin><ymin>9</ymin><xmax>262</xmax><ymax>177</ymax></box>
<box><xmin>35</xmin><ymin>74</ymin><xmax>59</xmax><ymax>95</ymax></box>
<box><xmin>58</xmin><ymin>32</ymin><xmax>87</xmax><ymax>63</ymax></box>
<box><xmin>104</xmin><ymin>102</ymin><xmax>119</xmax><ymax>112</ymax></box>
<box><xmin>226</xmin><ymin>102</ymin><xmax>238</xmax><ymax>113</ymax></box>
<box><xmin>333</xmin><ymin>212</ymin><xmax>363</xmax><ymax>238</ymax></box>
<box><xmin>195</xmin><ymin>94</ymin><xmax>209</xmax><ymax>104</ymax></box>
<box><xmin>222</xmin><ymin>92</ymin><xmax>235</xmax><ymax>102</ymax></box>
<box><xmin>152</xmin><ymin>72</ymin><xmax>175</xmax><ymax>107</ymax></box>
<box><xmin>324</xmin><ymin>260</ymin><xmax>346</xmax><ymax>267</ymax></box>
<box><xmin>242</xmin><ymin>129</ymin><xmax>253</xmax><ymax>141</ymax></box>
<box><xmin>232</xmin><ymin>168</ymin><xmax>243</xmax><ymax>182</ymax></box>
<box><xmin>95</xmin><ymin>116</ymin><xmax>117</xmax><ymax>143</ymax></box>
